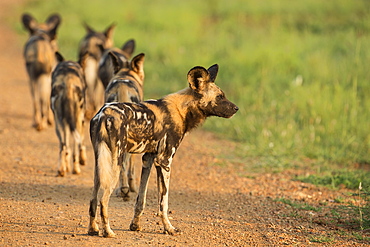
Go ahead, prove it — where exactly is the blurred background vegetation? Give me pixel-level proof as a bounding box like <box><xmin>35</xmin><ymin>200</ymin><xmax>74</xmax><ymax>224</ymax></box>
<box><xmin>14</xmin><ymin>0</ymin><xmax>369</xmax><ymax>168</ymax></box>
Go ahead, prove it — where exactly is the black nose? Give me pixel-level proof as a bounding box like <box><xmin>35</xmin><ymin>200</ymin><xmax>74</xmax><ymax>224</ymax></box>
<box><xmin>234</xmin><ymin>105</ymin><xmax>239</xmax><ymax>112</ymax></box>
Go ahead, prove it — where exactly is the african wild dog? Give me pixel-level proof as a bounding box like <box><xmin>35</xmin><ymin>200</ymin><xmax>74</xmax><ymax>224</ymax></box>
<box><xmin>78</xmin><ymin>23</ymin><xmax>116</xmax><ymax>118</ymax></box>
<box><xmin>104</xmin><ymin>51</ymin><xmax>145</xmax><ymax>200</ymax></box>
<box><xmin>21</xmin><ymin>13</ymin><xmax>61</xmax><ymax>131</ymax></box>
<box><xmin>51</xmin><ymin>52</ymin><xmax>87</xmax><ymax>177</ymax></box>
<box><xmin>88</xmin><ymin>64</ymin><xmax>238</xmax><ymax>237</ymax></box>
<box><xmin>98</xmin><ymin>39</ymin><xmax>136</xmax><ymax>89</ymax></box>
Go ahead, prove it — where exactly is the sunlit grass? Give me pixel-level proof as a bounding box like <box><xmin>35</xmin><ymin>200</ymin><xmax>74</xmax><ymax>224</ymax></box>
<box><xmin>14</xmin><ymin>0</ymin><xmax>370</xmax><ymax>167</ymax></box>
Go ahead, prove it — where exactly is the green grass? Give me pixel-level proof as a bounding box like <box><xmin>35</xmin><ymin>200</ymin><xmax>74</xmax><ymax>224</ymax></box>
<box><xmin>296</xmin><ymin>169</ymin><xmax>370</xmax><ymax>190</ymax></box>
<box><xmin>14</xmin><ymin>0</ymin><xmax>370</xmax><ymax>166</ymax></box>
<box><xmin>275</xmin><ymin>197</ymin><xmax>321</xmax><ymax>212</ymax></box>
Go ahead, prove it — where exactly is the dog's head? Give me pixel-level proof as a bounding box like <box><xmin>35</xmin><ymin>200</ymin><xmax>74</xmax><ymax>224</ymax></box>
<box><xmin>21</xmin><ymin>13</ymin><xmax>61</xmax><ymax>50</ymax></box>
<box><xmin>187</xmin><ymin>64</ymin><xmax>238</xmax><ymax>118</ymax></box>
<box><xmin>109</xmin><ymin>52</ymin><xmax>145</xmax><ymax>84</ymax></box>
<box><xmin>98</xmin><ymin>39</ymin><xmax>136</xmax><ymax>88</ymax></box>
<box><xmin>78</xmin><ymin>23</ymin><xmax>116</xmax><ymax>59</ymax></box>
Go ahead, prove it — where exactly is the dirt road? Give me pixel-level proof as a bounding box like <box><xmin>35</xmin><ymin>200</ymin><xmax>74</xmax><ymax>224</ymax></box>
<box><xmin>0</xmin><ymin>1</ymin><xmax>368</xmax><ymax>246</ymax></box>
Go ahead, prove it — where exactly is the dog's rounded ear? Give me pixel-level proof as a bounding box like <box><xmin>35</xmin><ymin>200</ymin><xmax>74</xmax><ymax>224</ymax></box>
<box><xmin>131</xmin><ymin>53</ymin><xmax>145</xmax><ymax>81</ymax></box>
<box><xmin>108</xmin><ymin>51</ymin><xmax>122</xmax><ymax>75</ymax></box>
<box><xmin>187</xmin><ymin>66</ymin><xmax>210</xmax><ymax>92</ymax></box>
<box><xmin>46</xmin><ymin>14</ymin><xmax>61</xmax><ymax>41</ymax></box>
<box><xmin>22</xmin><ymin>13</ymin><xmax>37</xmax><ymax>34</ymax></box>
<box><xmin>46</xmin><ymin>13</ymin><xmax>61</xmax><ymax>28</ymax></box>
<box><xmin>121</xmin><ymin>39</ymin><xmax>136</xmax><ymax>59</ymax></box>
<box><xmin>208</xmin><ymin>64</ymin><xmax>219</xmax><ymax>83</ymax></box>
<box><xmin>55</xmin><ymin>51</ymin><xmax>64</xmax><ymax>63</ymax></box>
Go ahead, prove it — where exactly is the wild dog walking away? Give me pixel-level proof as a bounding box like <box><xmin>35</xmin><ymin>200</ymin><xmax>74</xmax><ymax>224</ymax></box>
<box><xmin>78</xmin><ymin>23</ymin><xmax>116</xmax><ymax>118</ymax></box>
<box><xmin>104</xmin><ymin>52</ymin><xmax>145</xmax><ymax>200</ymax></box>
<box><xmin>88</xmin><ymin>64</ymin><xmax>238</xmax><ymax>237</ymax></box>
<box><xmin>51</xmin><ymin>52</ymin><xmax>87</xmax><ymax>177</ymax></box>
<box><xmin>21</xmin><ymin>13</ymin><xmax>61</xmax><ymax>131</ymax></box>
<box><xmin>98</xmin><ymin>39</ymin><xmax>136</xmax><ymax>89</ymax></box>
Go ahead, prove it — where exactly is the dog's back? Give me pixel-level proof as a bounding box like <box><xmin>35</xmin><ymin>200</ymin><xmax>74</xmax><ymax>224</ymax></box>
<box><xmin>51</xmin><ymin>60</ymin><xmax>86</xmax><ymax>132</ymax></box>
<box><xmin>51</xmin><ymin>54</ymin><xmax>87</xmax><ymax>176</ymax></box>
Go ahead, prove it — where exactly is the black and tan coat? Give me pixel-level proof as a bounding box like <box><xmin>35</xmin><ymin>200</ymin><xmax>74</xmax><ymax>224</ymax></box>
<box><xmin>98</xmin><ymin>39</ymin><xmax>136</xmax><ymax>89</ymax></box>
<box><xmin>78</xmin><ymin>23</ymin><xmax>115</xmax><ymax>118</ymax></box>
<box><xmin>88</xmin><ymin>64</ymin><xmax>238</xmax><ymax>238</ymax></box>
<box><xmin>51</xmin><ymin>52</ymin><xmax>87</xmax><ymax>177</ymax></box>
<box><xmin>21</xmin><ymin>13</ymin><xmax>61</xmax><ymax>131</ymax></box>
<box><xmin>103</xmin><ymin>52</ymin><xmax>145</xmax><ymax>200</ymax></box>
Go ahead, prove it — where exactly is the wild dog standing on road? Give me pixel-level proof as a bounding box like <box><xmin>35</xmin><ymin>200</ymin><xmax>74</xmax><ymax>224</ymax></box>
<box><xmin>51</xmin><ymin>52</ymin><xmax>87</xmax><ymax>177</ymax></box>
<box><xmin>21</xmin><ymin>13</ymin><xmax>61</xmax><ymax>131</ymax></box>
<box><xmin>88</xmin><ymin>64</ymin><xmax>239</xmax><ymax>238</ymax></box>
<box><xmin>104</xmin><ymin>52</ymin><xmax>145</xmax><ymax>200</ymax></box>
<box><xmin>78</xmin><ymin>23</ymin><xmax>115</xmax><ymax>118</ymax></box>
<box><xmin>98</xmin><ymin>39</ymin><xmax>136</xmax><ymax>89</ymax></box>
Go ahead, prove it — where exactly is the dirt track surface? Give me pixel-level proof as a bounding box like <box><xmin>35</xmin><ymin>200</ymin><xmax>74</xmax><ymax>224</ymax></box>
<box><xmin>0</xmin><ymin>1</ymin><xmax>369</xmax><ymax>246</ymax></box>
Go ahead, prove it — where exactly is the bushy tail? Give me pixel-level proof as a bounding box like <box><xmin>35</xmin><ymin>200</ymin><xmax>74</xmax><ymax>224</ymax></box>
<box><xmin>90</xmin><ymin>110</ymin><xmax>120</xmax><ymax>188</ymax></box>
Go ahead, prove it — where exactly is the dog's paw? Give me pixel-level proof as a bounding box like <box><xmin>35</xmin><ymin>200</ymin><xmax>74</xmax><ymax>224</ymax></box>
<box><xmin>103</xmin><ymin>229</ymin><xmax>116</xmax><ymax>238</ymax></box>
<box><xmin>164</xmin><ymin>227</ymin><xmax>182</xmax><ymax>236</ymax></box>
<box><xmin>72</xmin><ymin>165</ymin><xmax>81</xmax><ymax>175</ymax></box>
<box><xmin>56</xmin><ymin>170</ymin><xmax>65</xmax><ymax>177</ymax></box>
<box><xmin>118</xmin><ymin>187</ymin><xmax>130</xmax><ymax>201</ymax></box>
<box><xmin>129</xmin><ymin>222</ymin><xmax>141</xmax><ymax>231</ymax></box>
<box><xmin>87</xmin><ymin>229</ymin><xmax>99</xmax><ymax>236</ymax></box>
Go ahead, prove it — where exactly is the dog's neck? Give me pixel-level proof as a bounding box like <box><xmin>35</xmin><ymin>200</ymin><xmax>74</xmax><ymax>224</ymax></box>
<box><xmin>163</xmin><ymin>88</ymin><xmax>207</xmax><ymax>134</ymax></box>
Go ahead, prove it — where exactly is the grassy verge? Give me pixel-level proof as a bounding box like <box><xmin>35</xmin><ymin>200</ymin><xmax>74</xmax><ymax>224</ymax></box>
<box><xmin>15</xmin><ymin>0</ymin><xmax>370</xmax><ymax>166</ymax></box>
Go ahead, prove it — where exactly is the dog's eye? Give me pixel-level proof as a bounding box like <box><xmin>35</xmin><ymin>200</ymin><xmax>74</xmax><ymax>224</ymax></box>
<box><xmin>216</xmin><ymin>94</ymin><xmax>224</xmax><ymax>100</ymax></box>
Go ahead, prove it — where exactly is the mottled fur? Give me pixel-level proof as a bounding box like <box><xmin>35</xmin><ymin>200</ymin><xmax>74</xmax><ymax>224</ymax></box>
<box><xmin>51</xmin><ymin>52</ymin><xmax>87</xmax><ymax>177</ymax></box>
<box><xmin>88</xmin><ymin>64</ymin><xmax>238</xmax><ymax>238</ymax></box>
<box><xmin>78</xmin><ymin>23</ymin><xmax>115</xmax><ymax>118</ymax></box>
<box><xmin>21</xmin><ymin>13</ymin><xmax>61</xmax><ymax>131</ymax></box>
<box><xmin>104</xmin><ymin>52</ymin><xmax>145</xmax><ymax>200</ymax></box>
<box><xmin>98</xmin><ymin>39</ymin><xmax>136</xmax><ymax>88</ymax></box>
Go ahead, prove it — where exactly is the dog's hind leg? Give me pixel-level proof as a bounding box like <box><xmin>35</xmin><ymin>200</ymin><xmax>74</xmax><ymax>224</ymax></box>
<box><xmin>88</xmin><ymin>165</ymin><xmax>100</xmax><ymax>236</ymax></box>
<box><xmin>98</xmin><ymin>142</ymin><xmax>120</xmax><ymax>238</ymax></box>
<box><xmin>77</xmin><ymin>111</ymin><xmax>87</xmax><ymax>166</ymax></box>
<box><xmin>100</xmin><ymin>179</ymin><xmax>118</xmax><ymax>238</ymax></box>
<box><xmin>128</xmin><ymin>155</ymin><xmax>137</xmax><ymax>193</ymax></box>
<box><xmin>55</xmin><ymin>120</ymin><xmax>70</xmax><ymax>177</ymax></box>
<box><xmin>117</xmin><ymin>153</ymin><xmax>131</xmax><ymax>201</ymax></box>
<box><xmin>72</xmin><ymin>136</ymin><xmax>81</xmax><ymax>175</ymax></box>
<box><xmin>156</xmin><ymin>165</ymin><xmax>180</xmax><ymax>235</ymax></box>
<box><xmin>117</xmin><ymin>153</ymin><xmax>136</xmax><ymax>201</ymax></box>
<box><xmin>39</xmin><ymin>74</ymin><xmax>53</xmax><ymax>129</ymax></box>
<box><xmin>30</xmin><ymin>79</ymin><xmax>42</xmax><ymax>130</ymax></box>
<box><xmin>130</xmin><ymin>153</ymin><xmax>154</xmax><ymax>232</ymax></box>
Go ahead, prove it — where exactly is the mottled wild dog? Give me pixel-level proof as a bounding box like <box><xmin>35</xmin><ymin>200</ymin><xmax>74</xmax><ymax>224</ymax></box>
<box><xmin>98</xmin><ymin>39</ymin><xmax>136</xmax><ymax>88</ymax></box>
<box><xmin>21</xmin><ymin>13</ymin><xmax>61</xmax><ymax>131</ymax></box>
<box><xmin>104</xmin><ymin>52</ymin><xmax>145</xmax><ymax>200</ymax></box>
<box><xmin>51</xmin><ymin>52</ymin><xmax>87</xmax><ymax>177</ymax></box>
<box><xmin>88</xmin><ymin>64</ymin><xmax>238</xmax><ymax>237</ymax></box>
<box><xmin>78</xmin><ymin>23</ymin><xmax>115</xmax><ymax>118</ymax></box>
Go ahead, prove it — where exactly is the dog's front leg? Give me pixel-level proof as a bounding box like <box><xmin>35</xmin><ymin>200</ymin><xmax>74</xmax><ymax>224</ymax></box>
<box><xmin>130</xmin><ymin>153</ymin><xmax>154</xmax><ymax>231</ymax></box>
<box><xmin>156</xmin><ymin>165</ymin><xmax>180</xmax><ymax>235</ymax></box>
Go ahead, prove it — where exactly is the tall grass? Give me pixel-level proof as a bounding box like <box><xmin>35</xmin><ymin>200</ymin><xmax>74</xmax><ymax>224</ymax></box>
<box><xmin>15</xmin><ymin>0</ymin><xmax>370</xmax><ymax>165</ymax></box>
